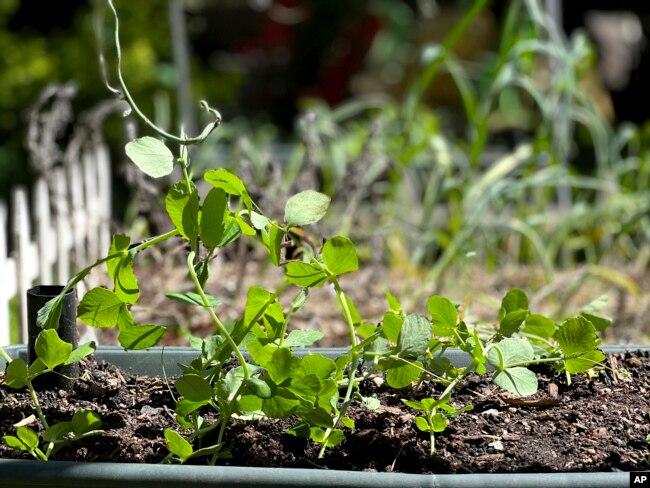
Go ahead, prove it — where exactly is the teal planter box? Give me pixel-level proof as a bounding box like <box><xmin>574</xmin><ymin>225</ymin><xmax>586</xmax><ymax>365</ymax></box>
<box><xmin>0</xmin><ymin>345</ymin><xmax>647</xmax><ymax>488</ymax></box>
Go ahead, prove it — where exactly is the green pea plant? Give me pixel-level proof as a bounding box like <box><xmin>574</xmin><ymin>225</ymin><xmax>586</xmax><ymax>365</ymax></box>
<box><xmin>0</xmin><ymin>0</ymin><xmax>612</xmax><ymax>465</ymax></box>
<box><xmin>355</xmin><ymin>288</ymin><xmax>610</xmax><ymax>454</ymax></box>
<box><xmin>0</xmin><ymin>332</ymin><xmax>101</xmax><ymax>461</ymax></box>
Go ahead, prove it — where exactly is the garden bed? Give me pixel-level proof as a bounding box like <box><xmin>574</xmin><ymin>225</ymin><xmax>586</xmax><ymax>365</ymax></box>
<box><xmin>1</xmin><ymin>348</ymin><xmax>648</xmax><ymax>473</ymax></box>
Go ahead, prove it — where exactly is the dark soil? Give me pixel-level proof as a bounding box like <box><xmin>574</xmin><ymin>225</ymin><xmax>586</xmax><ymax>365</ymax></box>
<box><xmin>1</xmin><ymin>351</ymin><xmax>649</xmax><ymax>473</ymax></box>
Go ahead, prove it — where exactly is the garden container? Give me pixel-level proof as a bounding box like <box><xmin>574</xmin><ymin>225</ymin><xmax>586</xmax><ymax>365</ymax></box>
<box><xmin>0</xmin><ymin>345</ymin><xmax>647</xmax><ymax>488</ymax></box>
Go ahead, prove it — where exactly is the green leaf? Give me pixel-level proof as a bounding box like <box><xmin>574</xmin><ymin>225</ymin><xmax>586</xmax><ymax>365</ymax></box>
<box><xmin>217</xmin><ymin>216</ymin><xmax>242</xmax><ymax>247</ymax></box>
<box><xmin>289</xmin><ymin>288</ymin><xmax>310</xmax><ymax>315</ymax></box>
<box><xmin>500</xmin><ymin>288</ymin><xmax>528</xmax><ymax>319</ymax></box>
<box><xmin>164</xmin><ymin>429</ymin><xmax>193</xmax><ymax>462</ymax></box>
<box><xmin>238</xmin><ymin>394</ymin><xmax>264</xmax><ymax>413</ymax></box>
<box><xmin>397</xmin><ymin>314</ymin><xmax>432</xmax><ymax>357</ymax></box>
<box><xmin>523</xmin><ymin>314</ymin><xmax>556</xmax><ymax>339</ymax></box>
<box><xmin>402</xmin><ymin>399</ymin><xmax>425</xmax><ymax>411</ymax></box>
<box><xmin>166</xmin><ymin>181</ymin><xmax>200</xmax><ymax>240</ymax></box>
<box><xmin>117</xmin><ymin>322</ymin><xmax>165</xmax><ymax>350</ymax></box>
<box><xmin>235</xmin><ymin>214</ymin><xmax>256</xmax><ymax>236</ymax></box>
<box><xmin>284</xmin><ymin>330</ymin><xmax>324</xmax><ymax>347</ymax></box>
<box><xmin>200</xmin><ymin>188</ymin><xmax>228</xmax><ymax>248</ymax></box>
<box><xmin>190</xmin><ymin>444</ymin><xmax>224</xmax><ymax>459</ymax></box>
<box><xmin>554</xmin><ymin>317</ymin><xmax>606</xmax><ymax>373</ymax></box>
<box><xmin>340</xmin><ymin>417</ymin><xmax>355</xmax><ymax>429</ymax></box>
<box><xmin>285</xmin><ymin>262</ymin><xmax>328</xmax><ymax>288</ymax></box>
<box><xmin>262</xmin><ymin>302</ymin><xmax>285</xmax><ymax>340</ymax></box>
<box><xmin>381</xmin><ymin>312</ymin><xmax>403</xmax><ymax>343</ymax></box>
<box><xmin>165</xmin><ymin>291</ymin><xmax>222</xmax><ymax>307</ymax></box>
<box><xmin>176</xmin><ymin>374</ymin><xmax>213</xmax><ymax>403</ymax></box>
<box><xmin>125</xmin><ymin>137</ymin><xmax>174</xmax><ymax>178</ymax></box>
<box><xmin>65</xmin><ymin>342</ymin><xmax>96</xmax><ymax>366</ymax></box>
<box><xmin>250</xmin><ymin>211</ymin><xmax>270</xmax><ymax>230</ymax></box>
<box><xmin>5</xmin><ymin>358</ymin><xmax>28</xmax><ymax>388</ymax></box>
<box><xmin>246</xmin><ymin>339</ymin><xmax>276</xmax><ymax>369</ymax></box>
<box><xmin>499</xmin><ymin>310</ymin><xmax>528</xmax><ymax>337</ymax></box>
<box><xmin>415</xmin><ymin>416</ymin><xmax>430</xmax><ymax>432</ymax></box>
<box><xmin>581</xmin><ymin>313</ymin><xmax>611</xmax><ymax>333</ymax></box>
<box><xmin>431</xmin><ymin>413</ymin><xmax>448</xmax><ymax>432</ymax></box>
<box><xmin>385</xmin><ymin>291</ymin><xmax>402</xmax><ymax>313</ymax></box>
<box><xmin>300</xmin><ymin>354</ymin><xmax>337</xmax><ymax>379</ymax></box>
<box><xmin>289</xmin><ymin>373</ymin><xmax>322</xmax><ymax>396</ymax></box>
<box><xmin>35</xmin><ymin>329</ymin><xmax>72</xmax><ymax>369</ymax></box>
<box><xmin>284</xmin><ymin>190</ymin><xmax>330</xmax><ymax>227</ymax></box>
<box><xmin>264</xmin><ymin>224</ymin><xmax>285</xmax><ymax>266</ymax></box>
<box><xmin>78</xmin><ymin>288</ymin><xmax>130</xmax><ymax>328</ymax></box>
<box><xmin>71</xmin><ymin>409</ymin><xmax>102</xmax><ymax>436</ymax></box>
<box><xmin>266</xmin><ymin>347</ymin><xmax>298</xmax><ymax>384</ymax></box>
<box><xmin>426</xmin><ymin>296</ymin><xmax>458</xmax><ymax>336</ymax></box>
<box><xmin>245</xmin><ymin>377</ymin><xmax>274</xmax><ymax>399</ymax></box>
<box><xmin>43</xmin><ymin>422</ymin><xmax>73</xmax><ymax>442</ymax></box>
<box><xmin>16</xmin><ymin>426</ymin><xmax>39</xmax><ymax>451</ymax></box>
<box><xmin>27</xmin><ymin>359</ymin><xmax>47</xmax><ymax>378</ymax></box>
<box><xmin>175</xmin><ymin>399</ymin><xmax>205</xmax><ymax>418</ymax></box>
<box><xmin>487</xmin><ymin>337</ymin><xmax>534</xmax><ymax>370</ymax></box>
<box><xmin>262</xmin><ymin>389</ymin><xmax>300</xmax><ymax>418</ymax></box>
<box><xmin>310</xmin><ymin>427</ymin><xmax>344</xmax><ymax>448</ymax></box>
<box><xmin>204</xmin><ymin>169</ymin><xmax>252</xmax><ymax>212</ymax></box>
<box><xmin>321</xmin><ymin>236</ymin><xmax>358</xmax><ymax>276</ymax></box>
<box><xmin>3</xmin><ymin>435</ymin><xmax>28</xmax><ymax>452</ymax></box>
<box><xmin>385</xmin><ymin>360</ymin><xmax>422</xmax><ymax>389</ymax></box>
<box><xmin>492</xmin><ymin>367</ymin><xmax>538</xmax><ymax>396</ymax></box>
<box><xmin>244</xmin><ymin>287</ymin><xmax>273</xmax><ymax>328</ymax></box>
<box><xmin>36</xmin><ymin>295</ymin><xmax>62</xmax><ymax>330</ymax></box>
<box><xmin>106</xmin><ymin>235</ymin><xmax>139</xmax><ymax>304</ymax></box>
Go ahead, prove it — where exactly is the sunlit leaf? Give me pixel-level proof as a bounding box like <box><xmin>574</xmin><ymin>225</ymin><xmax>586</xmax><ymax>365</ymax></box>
<box><xmin>125</xmin><ymin>137</ymin><xmax>174</xmax><ymax>178</ymax></box>
<box><xmin>284</xmin><ymin>190</ymin><xmax>330</xmax><ymax>227</ymax></box>
<box><xmin>321</xmin><ymin>236</ymin><xmax>358</xmax><ymax>276</ymax></box>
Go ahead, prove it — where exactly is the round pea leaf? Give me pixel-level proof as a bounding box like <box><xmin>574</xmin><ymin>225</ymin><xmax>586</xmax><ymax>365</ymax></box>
<box><xmin>125</xmin><ymin>137</ymin><xmax>174</xmax><ymax>178</ymax></box>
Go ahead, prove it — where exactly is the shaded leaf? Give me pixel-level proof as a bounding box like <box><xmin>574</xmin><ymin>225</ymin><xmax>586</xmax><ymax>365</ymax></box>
<box><xmin>285</xmin><ymin>262</ymin><xmax>328</xmax><ymax>288</ymax></box>
<box><xmin>117</xmin><ymin>322</ymin><xmax>165</xmax><ymax>350</ymax></box>
<box><xmin>200</xmin><ymin>188</ymin><xmax>228</xmax><ymax>248</ymax></box>
<box><xmin>386</xmin><ymin>360</ymin><xmax>422</xmax><ymax>389</ymax></box>
<box><xmin>397</xmin><ymin>314</ymin><xmax>432</xmax><ymax>357</ymax></box>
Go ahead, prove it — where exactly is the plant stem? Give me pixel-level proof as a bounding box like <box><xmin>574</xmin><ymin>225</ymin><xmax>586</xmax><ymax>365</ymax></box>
<box><xmin>105</xmin><ymin>0</ymin><xmax>220</xmax><ymax>145</ymax></box>
<box><xmin>186</xmin><ymin>252</ymin><xmax>249</xmax><ymax>381</ymax></box>
<box><xmin>26</xmin><ymin>381</ymin><xmax>49</xmax><ymax>431</ymax></box>
<box><xmin>0</xmin><ymin>347</ymin><xmax>11</xmax><ymax>364</ymax></box>
<box><xmin>318</xmin><ymin>280</ymin><xmax>359</xmax><ymax>458</ymax></box>
<box><xmin>130</xmin><ymin>229</ymin><xmax>180</xmax><ymax>253</ymax></box>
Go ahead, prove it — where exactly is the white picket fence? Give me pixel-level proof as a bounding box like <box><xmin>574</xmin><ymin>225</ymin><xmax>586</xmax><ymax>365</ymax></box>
<box><xmin>0</xmin><ymin>144</ymin><xmax>112</xmax><ymax>345</ymax></box>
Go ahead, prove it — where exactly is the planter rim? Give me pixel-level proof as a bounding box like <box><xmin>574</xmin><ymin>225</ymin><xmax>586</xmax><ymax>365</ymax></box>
<box><xmin>1</xmin><ymin>345</ymin><xmax>648</xmax><ymax>487</ymax></box>
<box><xmin>0</xmin><ymin>459</ymin><xmax>635</xmax><ymax>488</ymax></box>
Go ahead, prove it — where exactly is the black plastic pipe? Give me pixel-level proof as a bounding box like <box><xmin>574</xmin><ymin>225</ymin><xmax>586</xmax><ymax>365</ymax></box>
<box><xmin>27</xmin><ymin>285</ymin><xmax>77</xmax><ymax>390</ymax></box>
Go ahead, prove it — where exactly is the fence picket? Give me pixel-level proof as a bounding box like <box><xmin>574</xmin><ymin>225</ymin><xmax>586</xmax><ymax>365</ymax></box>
<box><xmin>0</xmin><ymin>149</ymin><xmax>112</xmax><ymax>345</ymax></box>
<box><xmin>34</xmin><ymin>178</ymin><xmax>53</xmax><ymax>285</ymax></box>
<box><xmin>12</xmin><ymin>187</ymin><xmax>32</xmax><ymax>343</ymax></box>
<box><xmin>0</xmin><ymin>202</ymin><xmax>9</xmax><ymax>346</ymax></box>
